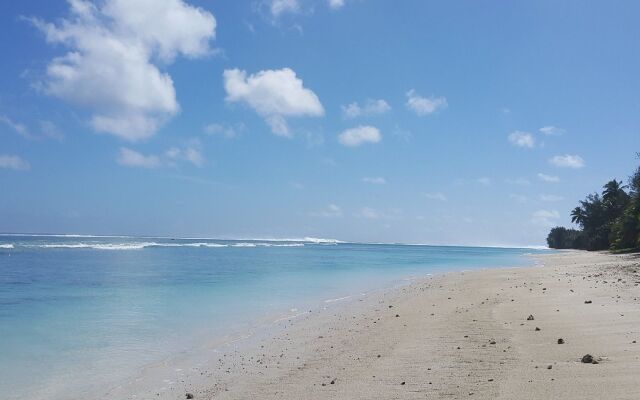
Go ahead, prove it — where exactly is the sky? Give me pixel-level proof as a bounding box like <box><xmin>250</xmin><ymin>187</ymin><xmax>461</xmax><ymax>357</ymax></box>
<box><xmin>0</xmin><ymin>0</ymin><xmax>639</xmax><ymax>246</ymax></box>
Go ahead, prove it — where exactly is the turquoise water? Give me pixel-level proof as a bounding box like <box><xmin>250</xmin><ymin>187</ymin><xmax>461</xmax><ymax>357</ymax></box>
<box><xmin>0</xmin><ymin>235</ymin><xmax>546</xmax><ymax>399</ymax></box>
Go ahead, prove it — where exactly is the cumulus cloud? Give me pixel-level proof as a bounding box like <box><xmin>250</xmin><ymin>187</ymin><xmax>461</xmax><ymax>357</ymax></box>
<box><xmin>338</xmin><ymin>125</ymin><xmax>381</xmax><ymax>147</ymax></box>
<box><xmin>537</xmin><ymin>173</ymin><xmax>560</xmax><ymax>182</ymax></box>
<box><xmin>342</xmin><ymin>99</ymin><xmax>390</xmax><ymax>118</ymax></box>
<box><xmin>508</xmin><ymin>131</ymin><xmax>535</xmax><ymax>148</ymax></box>
<box><xmin>363</xmin><ymin>177</ymin><xmax>386</xmax><ymax>184</ymax></box>
<box><xmin>424</xmin><ymin>192</ymin><xmax>447</xmax><ymax>201</ymax></box>
<box><xmin>328</xmin><ymin>0</ymin><xmax>345</xmax><ymax>9</ymax></box>
<box><xmin>0</xmin><ymin>155</ymin><xmax>30</xmax><ymax>170</ymax></box>
<box><xmin>31</xmin><ymin>0</ymin><xmax>216</xmax><ymax>141</ymax></box>
<box><xmin>549</xmin><ymin>154</ymin><xmax>585</xmax><ymax>169</ymax></box>
<box><xmin>531</xmin><ymin>209</ymin><xmax>559</xmax><ymax>226</ymax></box>
<box><xmin>223</xmin><ymin>68</ymin><xmax>324</xmax><ymax>137</ymax></box>
<box><xmin>405</xmin><ymin>89</ymin><xmax>447</xmax><ymax>115</ymax></box>
<box><xmin>539</xmin><ymin>126</ymin><xmax>565</xmax><ymax>135</ymax></box>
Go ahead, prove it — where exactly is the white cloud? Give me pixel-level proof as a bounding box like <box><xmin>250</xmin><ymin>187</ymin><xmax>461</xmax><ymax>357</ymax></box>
<box><xmin>424</xmin><ymin>192</ymin><xmax>447</xmax><ymax>201</ymax></box>
<box><xmin>118</xmin><ymin>141</ymin><xmax>203</xmax><ymax>168</ymax></box>
<box><xmin>476</xmin><ymin>177</ymin><xmax>492</xmax><ymax>186</ymax></box>
<box><xmin>508</xmin><ymin>131</ymin><xmax>535</xmax><ymax>148</ymax></box>
<box><xmin>531</xmin><ymin>209</ymin><xmax>560</xmax><ymax>226</ymax></box>
<box><xmin>223</xmin><ymin>68</ymin><xmax>324</xmax><ymax>137</ymax></box>
<box><xmin>0</xmin><ymin>115</ymin><xmax>31</xmax><ymax>139</ymax></box>
<box><xmin>0</xmin><ymin>155</ymin><xmax>30</xmax><ymax>170</ymax></box>
<box><xmin>537</xmin><ymin>173</ymin><xmax>560</xmax><ymax>182</ymax></box>
<box><xmin>40</xmin><ymin>121</ymin><xmax>64</xmax><ymax>141</ymax></box>
<box><xmin>363</xmin><ymin>177</ymin><xmax>386</xmax><ymax>184</ymax></box>
<box><xmin>342</xmin><ymin>99</ymin><xmax>390</xmax><ymax>118</ymax></box>
<box><xmin>204</xmin><ymin>123</ymin><xmax>243</xmax><ymax>139</ymax></box>
<box><xmin>540</xmin><ymin>194</ymin><xmax>564</xmax><ymax>202</ymax></box>
<box><xmin>549</xmin><ymin>154</ymin><xmax>585</xmax><ymax>169</ymax></box>
<box><xmin>338</xmin><ymin>125</ymin><xmax>381</xmax><ymax>147</ymax></box>
<box><xmin>310</xmin><ymin>204</ymin><xmax>342</xmax><ymax>217</ymax></box>
<box><xmin>117</xmin><ymin>147</ymin><xmax>161</xmax><ymax>168</ymax></box>
<box><xmin>32</xmin><ymin>0</ymin><xmax>216</xmax><ymax>141</ymax></box>
<box><xmin>328</xmin><ymin>0</ymin><xmax>345</xmax><ymax>9</ymax></box>
<box><xmin>539</xmin><ymin>126</ymin><xmax>565</xmax><ymax>135</ymax></box>
<box><xmin>268</xmin><ymin>0</ymin><xmax>300</xmax><ymax>17</ymax></box>
<box><xmin>165</xmin><ymin>142</ymin><xmax>204</xmax><ymax>167</ymax></box>
<box><xmin>405</xmin><ymin>89</ymin><xmax>447</xmax><ymax>116</ymax></box>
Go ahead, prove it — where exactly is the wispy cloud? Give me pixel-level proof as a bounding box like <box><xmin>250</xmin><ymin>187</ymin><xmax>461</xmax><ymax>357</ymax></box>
<box><xmin>342</xmin><ymin>99</ymin><xmax>390</xmax><ymax>118</ymax></box>
<box><xmin>310</xmin><ymin>204</ymin><xmax>343</xmax><ymax>217</ymax></box>
<box><xmin>363</xmin><ymin>177</ymin><xmax>386</xmax><ymax>184</ymax></box>
<box><xmin>424</xmin><ymin>192</ymin><xmax>447</xmax><ymax>201</ymax></box>
<box><xmin>204</xmin><ymin>123</ymin><xmax>244</xmax><ymax>139</ymax></box>
<box><xmin>537</xmin><ymin>173</ymin><xmax>560</xmax><ymax>182</ymax></box>
<box><xmin>540</xmin><ymin>194</ymin><xmax>564</xmax><ymax>202</ymax></box>
<box><xmin>117</xmin><ymin>148</ymin><xmax>161</xmax><ymax>169</ymax></box>
<box><xmin>505</xmin><ymin>177</ymin><xmax>531</xmax><ymax>186</ymax></box>
<box><xmin>539</xmin><ymin>126</ymin><xmax>565</xmax><ymax>135</ymax></box>
<box><xmin>549</xmin><ymin>154</ymin><xmax>585</xmax><ymax>169</ymax></box>
<box><xmin>405</xmin><ymin>89</ymin><xmax>447</xmax><ymax>116</ymax></box>
<box><xmin>476</xmin><ymin>177</ymin><xmax>492</xmax><ymax>186</ymax></box>
<box><xmin>531</xmin><ymin>209</ymin><xmax>560</xmax><ymax>226</ymax></box>
<box><xmin>0</xmin><ymin>154</ymin><xmax>30</xmax><ymax>171</ymax></box>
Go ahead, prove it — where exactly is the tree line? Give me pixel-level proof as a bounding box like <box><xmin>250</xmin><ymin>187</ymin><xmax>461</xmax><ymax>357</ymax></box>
<box><xmin>547</xmin><ymin>154</ymin><xmax>640</xmax><ymax>251</ymax></box>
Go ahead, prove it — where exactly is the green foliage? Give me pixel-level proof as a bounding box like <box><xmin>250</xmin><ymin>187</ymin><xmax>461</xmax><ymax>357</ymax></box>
<box><xmin>548</xmin><ymin>154</ymin><xmax>640</xmax><ymax>251</ymax></box>
<box><xmin>546</xmin><ymin>227</ymin><xmax>584</xmax><ymax>249</ymax></box>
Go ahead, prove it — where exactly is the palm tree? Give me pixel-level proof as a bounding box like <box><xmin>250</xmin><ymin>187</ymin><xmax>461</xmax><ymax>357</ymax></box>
<box><xmin>570</xmin><ymin>206</ymin><xmax>585</xmax><ymax>226</ymax></box>
<box><xmin>603</xmin><ymin>179</ymin><xmax>627</xmax><ymax>205</ymax></box>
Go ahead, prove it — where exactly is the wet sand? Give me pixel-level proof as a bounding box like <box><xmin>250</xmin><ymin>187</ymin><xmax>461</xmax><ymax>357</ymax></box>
<box><xmin>118</xmin><ymin>251</ymin><xmax>640</xmax><ymax>399</ymax></box>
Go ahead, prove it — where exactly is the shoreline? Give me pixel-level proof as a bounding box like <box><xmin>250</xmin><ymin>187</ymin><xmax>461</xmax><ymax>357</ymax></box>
<box><xmin>110</xmin><ymin>250</ymin><xmax>640</xmax><ymax>399</ymax></box>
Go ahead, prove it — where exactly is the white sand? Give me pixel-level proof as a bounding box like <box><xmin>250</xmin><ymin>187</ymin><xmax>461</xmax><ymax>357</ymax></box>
<box><xmin>113</xmin><ymin>251</ymin><xmax>640</xmax><ymax>399</ymax></box>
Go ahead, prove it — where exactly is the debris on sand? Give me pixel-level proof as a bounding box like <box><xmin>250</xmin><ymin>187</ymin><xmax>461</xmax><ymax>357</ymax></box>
<box><xmin>527</xmin><ymin>315</ymin><xmax>535</xmax><ymax>321</ymax></box>
<box><xmin>584</xmin><ymin>300</ymin><xmax>592</xmax><ymax>304</ymax></box>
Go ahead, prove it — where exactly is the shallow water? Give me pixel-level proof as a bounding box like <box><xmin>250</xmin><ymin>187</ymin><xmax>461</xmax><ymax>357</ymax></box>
<box><xmin>0</xmin><ymin>235</ymin><xmax>547</xmax><ymax>399</ymax></box>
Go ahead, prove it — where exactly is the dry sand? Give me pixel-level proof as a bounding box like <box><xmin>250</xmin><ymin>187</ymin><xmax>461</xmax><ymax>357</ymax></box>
<box><xmin>121</xmin><ymin>251</ymin><xmax>640</xmax><ymax>399</ymax></box>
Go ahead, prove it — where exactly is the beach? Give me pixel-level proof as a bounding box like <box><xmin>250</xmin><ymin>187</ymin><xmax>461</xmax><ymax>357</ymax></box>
<box><xmin>121</xmin><ymin>250</ymin><xmax>640</xmax><ymax>400</ymax></box>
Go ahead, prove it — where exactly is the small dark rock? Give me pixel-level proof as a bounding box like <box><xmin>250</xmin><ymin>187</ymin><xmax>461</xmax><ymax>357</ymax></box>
<box><xmin>186</xmin><ymin>393</ymin><xmax>194</xmax><ymax>399</ymax></box>
<box><xmin>547</xmin><ymin>365</ymin><xmax>552</xmax><ymax>369</ymax></box>
<box><xmin>581</xmin><ymin>354</ymin><xmax>594</xmax><ymax>363</ymax></box>
<box><xmin>330</xmin><ymin>379</ymin><xmax>335</xmax><ymax>384</ymax></box>
<box><xmin>557</xmin><ymin>338</ymin><xmax>564</xmax><ymax>344</ymax></box>
<box><xmin>535</xmin><ymin>327</ymin><xmax>541</xmax><ymax>331</ymax></box>
<box><xmin>401</xmin><ymin>381</ymin><xmax>406</xmax><ymax>385</ymax></box>
<box><xmin>395</xmin><ymin>314</ymin><xmax>400</xmax><ymax>317</ymax></box>
<box><xmin>584</xmin><ymin>300</ymin><xmax>592</xmax><ymax>304</ymax></box>
<box><xmin>527</xmin><ymin>315</ymin><xmax>535</xmax><ymax>321</ymax></box>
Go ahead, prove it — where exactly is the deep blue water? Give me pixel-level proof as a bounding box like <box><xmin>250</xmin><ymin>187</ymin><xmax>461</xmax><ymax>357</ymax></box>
<box><xmin>0</xmin><ymin>235</ymin><xmax>546</xmax><ymax>399</ymax></box>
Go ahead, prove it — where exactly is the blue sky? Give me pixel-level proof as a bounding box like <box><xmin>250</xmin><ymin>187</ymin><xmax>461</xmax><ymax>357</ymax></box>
<box><xmin>1</xmin><ymin>0</ymin><xmax>639</xmax><ymax>246</ymax></box>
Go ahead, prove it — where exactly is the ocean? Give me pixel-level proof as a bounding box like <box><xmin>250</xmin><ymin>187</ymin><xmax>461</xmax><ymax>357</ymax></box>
<box><xmin>0</xmin><ymin>235</ymin><xmax>546</xmax><ymax>399</ymax></box>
